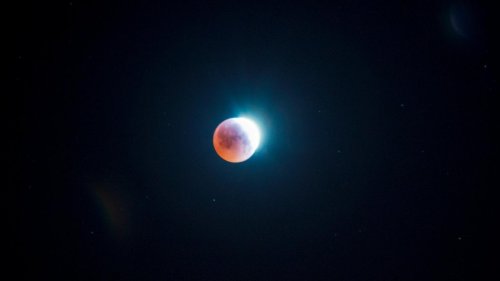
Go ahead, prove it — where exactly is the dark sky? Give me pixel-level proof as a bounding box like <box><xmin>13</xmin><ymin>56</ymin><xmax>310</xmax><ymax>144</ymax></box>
<box><xmin>15</xmin><ymin>0</ymin><xmax>496</xmax><ymax>280</ymax></box>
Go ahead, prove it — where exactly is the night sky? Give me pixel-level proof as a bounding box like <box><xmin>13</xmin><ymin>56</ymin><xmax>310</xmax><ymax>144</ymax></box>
<box><xmin>15</xmin><ymin>0</ymin><xmax>496</xmax><ymax>280</ymax></box>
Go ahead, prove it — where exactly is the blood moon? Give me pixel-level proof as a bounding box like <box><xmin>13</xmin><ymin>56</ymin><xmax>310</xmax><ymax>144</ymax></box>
<box><xmin>213</xmin><ymin>117</ymin><xmax>261</xmax><ymax>163</ymax></box>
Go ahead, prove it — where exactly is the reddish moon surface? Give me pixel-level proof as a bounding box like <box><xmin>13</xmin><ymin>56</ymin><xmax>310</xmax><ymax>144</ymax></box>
<box><xmin>213</xmin><ymin>117</ymin><xmax>261</xmax><ymax>163</ymax></box>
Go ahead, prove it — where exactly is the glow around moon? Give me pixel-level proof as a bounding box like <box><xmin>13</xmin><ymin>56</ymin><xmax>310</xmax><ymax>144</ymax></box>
<box><xmin>213</xmin><ymin>117</ymin><xmax>261</xmax><ymax>163</ymax></box>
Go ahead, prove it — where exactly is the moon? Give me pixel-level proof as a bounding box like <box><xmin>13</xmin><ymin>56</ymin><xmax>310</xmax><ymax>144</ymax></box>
<box><xmin>213</xmin><ymin>117</ymin><xmax>261</xmax><ymax>163</ymax></box>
